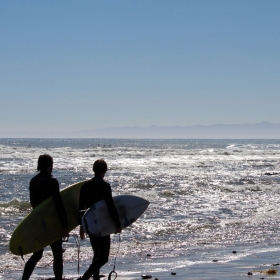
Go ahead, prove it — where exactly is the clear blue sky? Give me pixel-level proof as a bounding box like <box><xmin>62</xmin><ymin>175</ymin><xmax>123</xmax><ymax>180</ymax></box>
<box><xmin>1</xmin><ymin>0</ymin><xmax>280</xmax><ymax>133</ymax></box>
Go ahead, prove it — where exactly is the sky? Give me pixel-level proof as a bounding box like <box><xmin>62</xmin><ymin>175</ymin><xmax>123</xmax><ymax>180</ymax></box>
<box><xmin>1</xmin><ymin>0</ymin><xmax>280</xmax><ymax>134</ymax></box>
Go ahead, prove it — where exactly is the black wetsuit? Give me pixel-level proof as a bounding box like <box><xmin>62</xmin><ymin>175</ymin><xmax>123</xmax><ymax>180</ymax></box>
<box><xmin>79</xmin><ymin>175</ymin><xmax>121</xmax><ymax>280</ymax></box>
<box><xmin>22</xmin><ymin>171</ymin><xmax>68</xmax><ymax>280</ymax></box>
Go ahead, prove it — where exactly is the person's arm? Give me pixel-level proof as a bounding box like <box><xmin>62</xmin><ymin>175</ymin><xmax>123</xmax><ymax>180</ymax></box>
<box><xmin>104</xmin><ymin>184</ymin><xmax>122</xmax><ymax>233</ymax></box>
<box><xmin>78</xmin><ymin>184</ymin><xmax>87</xmax><ymax>239</ymax></box>
<box><xmin>51</xmin><ymin>179</ymin><xmax>69</xmax><ymax>237</ymax></box>
<box><xmin>29</xmin><ymin>183</ymin><xmax>35</xmax><ymax>209</ymax></box>
<box><xmin>29</xmin><ymin>177</ymin><xmax>38</xmax><ymax>208</ymax></box>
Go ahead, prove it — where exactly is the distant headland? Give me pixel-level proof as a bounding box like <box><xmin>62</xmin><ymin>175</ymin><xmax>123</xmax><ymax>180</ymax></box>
<box><xmin>1</xmin><ymin>122</ymin><xmax>280</xmax><ymax>139</ymax></box>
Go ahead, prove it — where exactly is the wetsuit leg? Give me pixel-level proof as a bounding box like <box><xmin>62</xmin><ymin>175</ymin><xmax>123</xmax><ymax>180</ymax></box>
<box><xmin>22</xmin><ymin>249</ymin><xmax>44</xmax><ymax>280</ymax></box>
<box><xmin>91</xmin><ymin>237</ymin><xmax>99</xmax><ymax>280</ymax></box>
<box><xmin>50</xmin><ymin>238</ymin><xmax>63</xmax><ymax>280</ymax></box>
<box><xmin>81</xmin><ymin>235</ymin><xmax>110</xmax><ymax>280</ymax></box>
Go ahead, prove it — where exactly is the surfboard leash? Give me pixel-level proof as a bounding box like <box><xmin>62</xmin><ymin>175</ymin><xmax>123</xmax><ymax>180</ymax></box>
<box><xmin>108</xmin><ymin>233</ymin><xmax>121</xmax><ymax>280</ymax></box>
<box><xmin>17</xmin><ymin>235</ymin><xmax>80</xmax><ymax>273</ymax></box>
<box><xmin>70</xmin><ymin>234</ymin><xmax>81</xmax><ymax>274</ymax></box>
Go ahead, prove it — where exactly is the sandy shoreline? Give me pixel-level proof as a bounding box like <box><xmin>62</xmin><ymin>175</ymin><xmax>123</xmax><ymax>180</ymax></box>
<box><xmin>3</xmin><ymin>249</ymin><xmax>280</xmax><ymax>279</ymax></box>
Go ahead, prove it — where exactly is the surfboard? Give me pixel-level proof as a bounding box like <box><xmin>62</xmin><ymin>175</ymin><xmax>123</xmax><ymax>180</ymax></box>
<box><xmin>82</xmin><ymin>194</ymin><xmax>149</xmax><ymax>236</ymax></box>
<box><xmin>9</xmin><ymin>181</ymin><xmax>86</xmax><ymax>256</ymax></box>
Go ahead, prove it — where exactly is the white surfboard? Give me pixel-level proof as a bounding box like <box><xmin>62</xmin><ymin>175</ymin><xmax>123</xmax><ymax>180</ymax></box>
<box><xmin>82</xmin><ymin>195</ymin><xmax>149</xmax><ymax>236</ymax></box>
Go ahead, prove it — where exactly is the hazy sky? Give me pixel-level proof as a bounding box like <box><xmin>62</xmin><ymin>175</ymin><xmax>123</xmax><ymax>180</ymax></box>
<box><xmin>1</xmin><ymin>0</ymin><xmax>280</xmax><ymax>133</ymax></box>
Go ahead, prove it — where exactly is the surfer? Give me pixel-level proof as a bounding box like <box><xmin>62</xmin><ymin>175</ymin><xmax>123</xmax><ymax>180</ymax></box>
<box><xmin>78</xmin><ymin>159</ymin><xmax>122</xmax><ymax>280</ymax></box>
<box><xmin>22</xmin><ymin>154</ymin><xmax>69</xmax><ymax>280</ymax></box>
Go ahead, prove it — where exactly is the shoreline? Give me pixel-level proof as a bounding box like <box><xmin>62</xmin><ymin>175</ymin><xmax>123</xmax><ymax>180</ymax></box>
<box><xmin>3</xmin><ymin>249</ymin><xmax>280</xmax><ymax>279</ymax></box>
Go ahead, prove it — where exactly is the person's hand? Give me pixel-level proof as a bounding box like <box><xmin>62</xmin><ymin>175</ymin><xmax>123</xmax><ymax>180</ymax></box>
<box><xmin>62</xmin><ymin>227</ymin><xmax>69</xmax><ymax>238</ymax></box>
<box><xmin>80</xmin><ymin>226</ymin><xmax>86</xmax><ymax>239</ymax></box>
<box><xmin>115</xmin><ymin>227</ymin><xmax>122</xmax><ymax>234</ymax></box>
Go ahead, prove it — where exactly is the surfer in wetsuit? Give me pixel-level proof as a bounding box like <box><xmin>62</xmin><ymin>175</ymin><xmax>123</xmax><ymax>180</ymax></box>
<box><xmin>22</xmin><ymin>154</ymin><xmax>69</xmax><ymax>280</ymax></box>
<box><xmin>78</xmin><ymin>159</ymin><xmax>122</xmax><ymax>280</ymax></box>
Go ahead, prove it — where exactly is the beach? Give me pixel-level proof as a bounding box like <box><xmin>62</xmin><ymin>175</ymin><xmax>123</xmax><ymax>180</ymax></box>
<box><xmin>3</xmin><ymin>247</ymin><xmax>280</xmax><ymax>279</ymax></box>
<box><xmin>1</xmin><ymin>138</ymin><xmax>280</xmax><ymax>279</ymax></box>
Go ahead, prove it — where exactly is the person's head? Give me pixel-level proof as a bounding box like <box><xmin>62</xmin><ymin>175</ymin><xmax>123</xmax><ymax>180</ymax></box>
<box><xmin>37</xmin><ymin>154</ymin><xmax>53</xmax><ymax>173</ymax></box>
<box><xmin>93</xmin><ymin>159</ymin><xmax>108</xmax><ymax>176</ymax></box>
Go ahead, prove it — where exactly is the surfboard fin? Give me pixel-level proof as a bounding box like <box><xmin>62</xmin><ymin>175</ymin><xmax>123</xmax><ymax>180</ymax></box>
<box><xmin>18</xmin><ymin>246</ymin><xmax>25</xmax><ymax>263</ymax></box>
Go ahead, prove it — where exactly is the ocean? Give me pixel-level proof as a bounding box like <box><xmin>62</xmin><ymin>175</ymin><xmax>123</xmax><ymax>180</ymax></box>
<box><xmin>1</xmin><ymin>138</ymin><xmax>280</xmax><ymax>279</ymax></box>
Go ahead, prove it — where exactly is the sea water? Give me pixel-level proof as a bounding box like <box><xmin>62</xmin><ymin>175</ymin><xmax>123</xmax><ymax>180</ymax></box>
<box><xmin>0</xmin><ymin>138</ymin><xmax>280</xmax><ymax>279</ymax></box>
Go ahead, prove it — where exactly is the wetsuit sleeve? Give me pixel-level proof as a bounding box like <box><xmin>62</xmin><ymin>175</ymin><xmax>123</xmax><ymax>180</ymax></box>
<box><xmin>29</xmin><ymin>181</ymin><xmax>36</xmax><ymax>208</ymax></box>
<box><xmin>51</xmin><ymin>179</ymin><xmax>68</xmax><ymax>229</ymax></box>
<box><xmin>104</xmin><ymin>184</ymin><xmax>121</xmax><ymax>228</ymax></box>
<box><xmin>78</xmin><ymin>184</ymin><xmax>87</xmax><ymax>225</ymax></box>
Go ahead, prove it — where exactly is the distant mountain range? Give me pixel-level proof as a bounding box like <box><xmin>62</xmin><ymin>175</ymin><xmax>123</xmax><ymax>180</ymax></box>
<box><xmin>1</xmin><ymin>122</ymin><xmax>280</xmax><ymax>138</ymax></box>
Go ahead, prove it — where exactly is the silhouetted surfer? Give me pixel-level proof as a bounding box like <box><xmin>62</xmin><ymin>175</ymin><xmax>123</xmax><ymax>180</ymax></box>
<box><xmin>77</xmin><ymin>159</ymin><xmax>122</xmax><ymax>280</ymax></box>
<box><xmin>22</xmin><ymin>154</ymin><xmax>69</xmax><ymax>280</ymax></box>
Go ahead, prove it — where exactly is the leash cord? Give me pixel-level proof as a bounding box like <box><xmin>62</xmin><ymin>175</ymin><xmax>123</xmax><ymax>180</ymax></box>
<box><xmin>108</xmin><ymin>234</ymin><xmax>121</xmax><ymax>280</ymax></box>
<box><xmin>18</xmin><ymin>234</ymin><xmax>81</xmax><ymax>274</ymax></box>
<box><xmin>70</xmin><ymin>234</ymin><xmax>80</xmax><ymax>274</ymax></box>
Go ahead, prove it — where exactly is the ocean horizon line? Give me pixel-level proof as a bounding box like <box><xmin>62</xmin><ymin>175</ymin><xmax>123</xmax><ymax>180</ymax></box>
<box><xmin>1</xmin><ymin>122</ymin><xmax>280</xmax><ymax>139</ymax></box>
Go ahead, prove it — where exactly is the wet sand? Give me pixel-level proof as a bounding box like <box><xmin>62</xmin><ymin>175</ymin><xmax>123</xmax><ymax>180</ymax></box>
<box><xmin>3</xmin><ymin>250</ymin><xmax>280</xmax><ymax>279</ymax></box>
